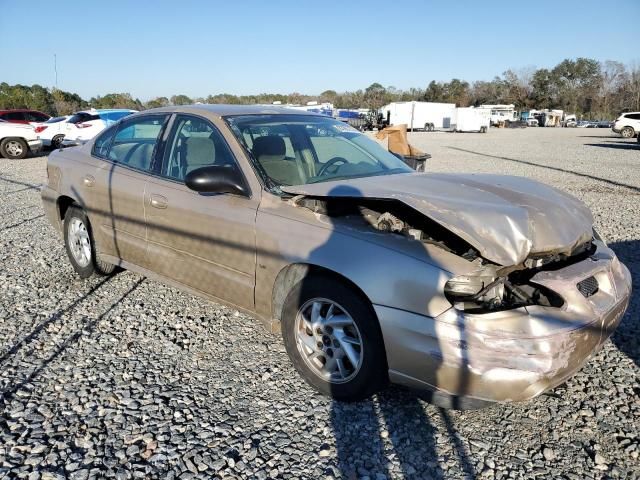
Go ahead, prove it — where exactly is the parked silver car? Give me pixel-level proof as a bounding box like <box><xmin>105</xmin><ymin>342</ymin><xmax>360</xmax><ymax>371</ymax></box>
<box><xmin>42</xmin><ymin>105</ymin><xmax>632</xmax><ymax>407</ymax></box>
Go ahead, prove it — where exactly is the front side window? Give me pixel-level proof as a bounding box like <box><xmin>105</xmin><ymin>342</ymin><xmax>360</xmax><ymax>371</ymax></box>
<box><xmin>107</xmin><ymin>115</ymin><xmax>168</xmax><ymax>171</ymax></box>
<box><xmin>226</xmin><ymin>114</ymin><xmax>411</xmax><ymax>188</ymax></box>
<box><xmin>163</xmin><ymin>115</ymin><xmax>238</xmax><ymax>181</ymax></box>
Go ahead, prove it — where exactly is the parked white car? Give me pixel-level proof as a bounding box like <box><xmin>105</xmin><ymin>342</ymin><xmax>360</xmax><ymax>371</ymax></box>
<box><xmin>526</xmin><ymin>118</ymin><xmax>539</xmax><ymax>127</ymax></box>
<box><xmin>33</xmin><ymin>115</ymin><xmax>70</xmax><ymax>148</ymax></box>
<box><xmin>612</xmin><ymin>112</ymin><xmax>640</xmax><ymax>138</ymax></box>
<box><xmin>54</xmin><ymin>109</ymin><xmax>137</xmax><ymax>146</ymax></box>
<box><xmin>0</xmin><ymin>119</ymin><xmax>43</xmax><ymax>159</ymax></box>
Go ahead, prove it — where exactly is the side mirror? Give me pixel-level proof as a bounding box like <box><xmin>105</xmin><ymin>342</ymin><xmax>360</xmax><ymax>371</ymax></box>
<box><xmin>185</xmin><ymin>165</ymin><xmax>249</xmax><ymax>196</ymax></box>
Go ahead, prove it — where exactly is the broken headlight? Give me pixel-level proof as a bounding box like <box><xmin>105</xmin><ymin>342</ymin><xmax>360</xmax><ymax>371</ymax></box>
<box><xmin>444</xmin><ymin>275</ymin><xmax>505</xmax><ymax>311</ymax></box>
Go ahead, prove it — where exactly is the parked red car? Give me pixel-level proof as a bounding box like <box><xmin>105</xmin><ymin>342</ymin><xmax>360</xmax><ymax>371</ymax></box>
<box><xmin>0</xmin><ymin>109</ymin><xmax>51</xmax><ymax>124</ymax></box>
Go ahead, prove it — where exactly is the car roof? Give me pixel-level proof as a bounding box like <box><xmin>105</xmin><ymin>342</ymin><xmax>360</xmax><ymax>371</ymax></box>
<box><xmin>0</xmin><ymin>108</ymin><xmax>48</xmax><ymax>113</ymax></box>
<box><xmin>75</xmin><ymin>109</ymin><xmax>137</xmax><ymax>114</ymax></box>
<box><xmin>141</xmin><ymin>104</ymin><xmax>324</xmax><ymax>118</ymax></box>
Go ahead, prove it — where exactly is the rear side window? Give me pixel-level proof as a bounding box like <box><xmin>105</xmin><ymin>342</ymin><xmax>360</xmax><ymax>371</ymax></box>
<box><xmin>108</xmin><ymin>115</ymin><xmax>169</xmax><ymax>171</ymax></box>
<box><xmin>92</xmin><ymin>126</ymin><xmax>117</xmax><ymax>158</ymax></box>
<box><xmin>6</xmin><ymin>112</ymin><xmax>25</xmax><ymax>121</ymax></box>
<box><xmin>626</xmin><ymin>113</ymin><xmax>640</xmax><ymax>120</ymax></box>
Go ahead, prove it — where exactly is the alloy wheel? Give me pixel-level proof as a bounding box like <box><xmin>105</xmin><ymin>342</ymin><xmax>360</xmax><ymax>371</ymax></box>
<box><xmin>295</xmin><ymin>298</ymin><xmax>363</xmax><ymax>383</ymax></box>
<box><xmin>5</xmin><ymin>140</ymin><xmax>24</xmax><ymax>157</ymax></box>
<box><xmin>68</xmin><ymin>217</ymin><xmax>91</xmax><ymax>267</ymax></box>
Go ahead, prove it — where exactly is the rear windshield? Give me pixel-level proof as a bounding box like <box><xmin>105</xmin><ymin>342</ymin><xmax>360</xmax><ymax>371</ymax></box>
<box><xmin>68</xmin><ymin>113</ymin><xmax>100</xmax><ymax>123</ymax></box>
<box><xmin>46</xmin><ymin>116</ymin><xmax>67</xmax><ymax>123</ymax></box>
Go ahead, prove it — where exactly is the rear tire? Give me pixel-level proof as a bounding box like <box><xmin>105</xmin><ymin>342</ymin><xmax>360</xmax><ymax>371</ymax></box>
<box><xmin>51</xmin><ymin>135</ymin><xmax>64</xmax><ymax>149</ymax></box>
<box><xmin>621</xmin><ymin>126</ymin><xmax>635</xmax><ymax>138</ymax></box>
<box><xmin>63</xmin><ymin>206</ymin><xmax>116</xmax><ymax>278</ymax></box>
<box><xmin>281</xmin><ymin>274</ymin><xmax>387</xmax><ymax>401</ymax></box>
<box><xmin>0</xmin><ymin>138</ymin><xmax>28</xmax><ymax>159</ymax></box>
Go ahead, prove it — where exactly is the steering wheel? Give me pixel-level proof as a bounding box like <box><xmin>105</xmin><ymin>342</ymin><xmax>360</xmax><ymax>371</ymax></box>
<box><xmin>318</xmin><ymin>156</ymin><xmax>348</xmax><ymax>176</ymax></box>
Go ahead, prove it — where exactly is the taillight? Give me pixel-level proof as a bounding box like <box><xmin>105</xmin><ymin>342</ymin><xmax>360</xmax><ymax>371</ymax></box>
<box><xmin>35</xmin><ymin>125</ymin><xmax>48</xmax><ymax>133</ymax></box>
<box><xmin>75</xmin><ymin>123</ymin><xmax>91</xmax><ymax>128</ymax></box>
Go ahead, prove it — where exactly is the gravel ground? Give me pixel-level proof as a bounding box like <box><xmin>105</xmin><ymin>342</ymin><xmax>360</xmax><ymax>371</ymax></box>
<box><xmin>0</xmin><ymin>128</ymin><xmax>638</xmax><ymax>480</ymax></box>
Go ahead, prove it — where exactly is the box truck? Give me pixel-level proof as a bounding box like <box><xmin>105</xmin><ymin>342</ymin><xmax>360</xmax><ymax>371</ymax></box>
<box><xmin>381</xmin><ymin>101</ymin><xmax>456</xmax><ymax>131</ymax></box>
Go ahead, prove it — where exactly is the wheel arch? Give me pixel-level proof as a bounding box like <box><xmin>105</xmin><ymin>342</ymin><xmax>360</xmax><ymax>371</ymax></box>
<box><xmin>271</xmin><ymin>263</ymin><xmax>378</xmax><ymax>324</ymax></box>
<box><xmin>57</xmin><ymin>194</ymin><xmax>79</xmax><ymax>221</ymax></box>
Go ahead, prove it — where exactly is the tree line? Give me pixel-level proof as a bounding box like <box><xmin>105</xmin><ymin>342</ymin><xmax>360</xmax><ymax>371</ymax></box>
<box><xmin>1</xmin><ymin>57</ymin><xmax>638</xmax><ymax>119</ymax></box>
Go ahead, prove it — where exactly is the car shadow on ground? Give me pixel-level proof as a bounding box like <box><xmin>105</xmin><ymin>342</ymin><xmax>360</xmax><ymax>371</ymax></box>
<box><xmin>576</xmin><ymin>135</ymin><xmax>621</xmax><ymax>138</ymax></box>
<box><xmin>609</xmin><ymin>240</ymin><xmax>640</xmax><ymax>369</ymax></box>
<box><xmin>584</xmin><ymin>143</ymin><xmax>639</xmax><ymax>150</ymax></box>
<box><xmin>0</xmin><ymin>277</ymin><xmax>143</xmax><ymax>403</ymax></box>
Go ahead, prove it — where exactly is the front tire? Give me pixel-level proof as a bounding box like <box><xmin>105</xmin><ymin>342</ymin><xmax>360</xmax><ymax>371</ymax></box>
<box><xmin>63</xmin><ymin>206</ymin><xmax>116</xmax><ymax>278</ymax></box>
<box><xmin>281</xmin><ymin>275</ymin><xmax>387</xmax><ymax>401</ymax></box>
<box><xmin>0</xmin><ymin>138</ymin><xmax>28</xmax><ymax>159</ymax></box>
<box><xmin>621</xmin><ymin>126</ymin><xmax>635</xmax><ymax>138</ymax></box>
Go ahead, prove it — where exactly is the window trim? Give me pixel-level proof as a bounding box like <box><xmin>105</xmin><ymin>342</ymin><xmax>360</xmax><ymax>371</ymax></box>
<box><xmin>90</xmin><ymin>113</ymin><xmax>170</xmax><ymax>176</ymax></box>
<box><xmin>159</xmin><ymin>113</ymin><xmax>252</xmax><ymax>198</ymax></box>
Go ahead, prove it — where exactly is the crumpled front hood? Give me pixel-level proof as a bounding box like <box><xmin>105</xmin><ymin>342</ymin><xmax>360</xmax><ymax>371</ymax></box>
<box><xmin>282</xmin><ymin>173</ymin><xmax>594</xmax><ymax>266</ymax></box>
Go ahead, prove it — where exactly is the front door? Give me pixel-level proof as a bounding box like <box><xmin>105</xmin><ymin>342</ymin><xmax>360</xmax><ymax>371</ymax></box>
<box><xmin>144</xmin><ymin>114</ymin><xmax>259</xmax><ymax>311</ymax></box>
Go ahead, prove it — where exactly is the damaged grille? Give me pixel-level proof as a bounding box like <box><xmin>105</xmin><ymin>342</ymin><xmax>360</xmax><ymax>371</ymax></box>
<box><xmin>577</xmin><ymin>276</ymin><xmax>599</xmax><ymax>298</ymax></box>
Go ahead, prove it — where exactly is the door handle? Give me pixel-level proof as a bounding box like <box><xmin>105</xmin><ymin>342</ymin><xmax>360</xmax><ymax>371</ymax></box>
<box><xmin>83</xmin><ymin>175</ymin><xmax>95</xmax><ymax>187</ymax></box>
<box><xmin>149</xmin><ymin>194</ymin><xmax>168</xmax><ymax>209</ymax></box>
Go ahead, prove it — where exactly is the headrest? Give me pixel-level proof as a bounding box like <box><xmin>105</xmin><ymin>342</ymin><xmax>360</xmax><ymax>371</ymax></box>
<box><xmin>252</xmin><ymin>135</ymin><xmax>286</xmax><ymax>160</ymax></box>
<box><xmin>185</xmin><ymin>136</ymin><xmax>215</xmax><ymax>167</ymax></box>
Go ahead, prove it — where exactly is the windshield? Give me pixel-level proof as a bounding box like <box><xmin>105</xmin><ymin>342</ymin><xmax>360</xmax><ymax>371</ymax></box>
<box><xmin>225</xmin><ymin>114</ymin><xmax>412</xmax><ymax>188</ymax></box>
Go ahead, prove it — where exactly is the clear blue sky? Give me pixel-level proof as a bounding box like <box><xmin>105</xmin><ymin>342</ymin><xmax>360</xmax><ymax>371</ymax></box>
<box><xmin>1</xmin><ymin>0</ymin><xmax>638</xmax><ymax>100</ymax></box>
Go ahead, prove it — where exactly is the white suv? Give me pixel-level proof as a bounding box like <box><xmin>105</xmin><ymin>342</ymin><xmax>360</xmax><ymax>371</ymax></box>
<box><xmin>0</xmin><ymin>120</ymin><xmax>43</xmax><ymax>159</ymax></box>
<box><xmin>612</xmin><ymin>112</ymin><xmax>640</xmax><ymax>138</ymax></box>
<box><xmin>60</xmin><ymin>109</ymin><xmax>137</xmax><ymax>145</ymax></box>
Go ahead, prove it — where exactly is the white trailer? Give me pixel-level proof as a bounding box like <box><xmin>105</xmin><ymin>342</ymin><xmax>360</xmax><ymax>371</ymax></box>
<box><xmin>381</xmin><ymin>101</ymin><xmax>456</xmax><ymax>131</ymax></box>
<box><xmin>450</xmin><ymin>107</ymin><xmax>490</xmax><ymax>133</ymax></box>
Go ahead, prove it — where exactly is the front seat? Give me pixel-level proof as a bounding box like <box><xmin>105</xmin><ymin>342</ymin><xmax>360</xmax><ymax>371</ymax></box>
<box><xmin>252</xmin><ymin>136</ymin><xmax>303</xmax><ymax>185</ymax></box>
<box><xmin>183</xmin><ymin>136</ymin><xmax>216</xmax><ymax>178</ymax></box>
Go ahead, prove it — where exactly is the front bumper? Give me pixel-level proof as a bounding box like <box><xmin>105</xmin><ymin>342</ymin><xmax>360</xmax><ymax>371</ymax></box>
<box><xmin>376</xmin><ymin>242</ymin><xmax>632</xmax><ymax>405</ymax></box>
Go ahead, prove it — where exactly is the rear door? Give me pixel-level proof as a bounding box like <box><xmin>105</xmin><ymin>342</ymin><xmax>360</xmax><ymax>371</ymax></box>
<box><xmin>144</xmin><ymin>114</ymin><xmax>259</xmax><ymax>310</ymax></box>
<box><xmin>89</xmin><ymin>114</ymin><xmax>170</xmax><ymax>267</ymax></box>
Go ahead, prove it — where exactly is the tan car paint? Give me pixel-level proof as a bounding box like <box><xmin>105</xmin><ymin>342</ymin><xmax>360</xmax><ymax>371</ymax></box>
<box><xmin>41</xmin><ymin>105</ymin><xmax>632</xmax><ymax>405</ymax></box>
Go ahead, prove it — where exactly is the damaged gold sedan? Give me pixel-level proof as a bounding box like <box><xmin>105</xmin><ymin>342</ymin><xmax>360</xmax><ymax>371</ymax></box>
<box><xmin>42</xmin><ymin>105</ymin><xmax>632</xmax><ymax>407</ymax></box>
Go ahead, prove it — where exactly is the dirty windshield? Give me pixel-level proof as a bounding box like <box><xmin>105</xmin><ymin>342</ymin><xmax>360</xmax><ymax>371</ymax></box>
<box><xmin>226</xmin><ymin>114</ymin><xmax>411</xmax><ymax>188</ymax></box>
